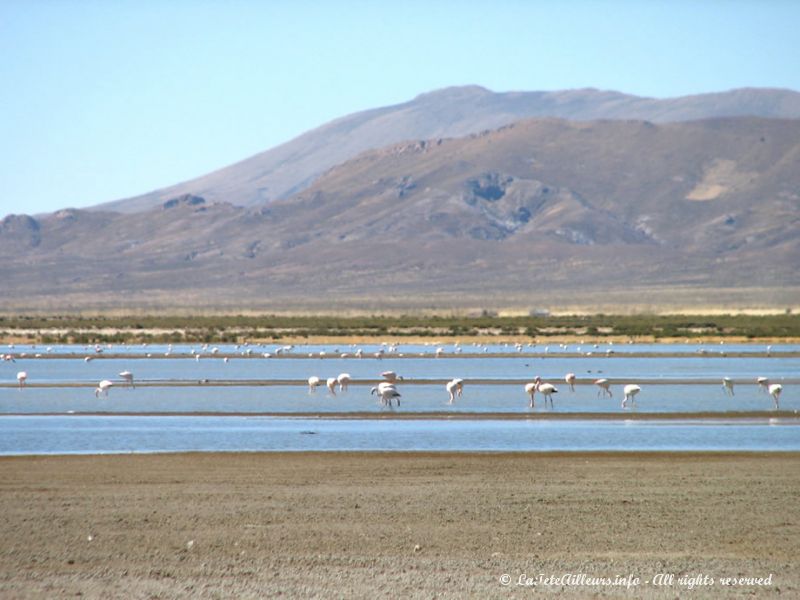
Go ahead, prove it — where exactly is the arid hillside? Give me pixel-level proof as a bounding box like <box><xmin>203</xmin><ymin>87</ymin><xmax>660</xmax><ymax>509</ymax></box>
<box><xmin>2</xmin><ymin>117</ymin><xmax>798</xmax><ymax>313</ymax></box>
<box><xmin>91</xmin><ymin>86</ymin><xmax>800</xmax><ymax>214</ymax></box>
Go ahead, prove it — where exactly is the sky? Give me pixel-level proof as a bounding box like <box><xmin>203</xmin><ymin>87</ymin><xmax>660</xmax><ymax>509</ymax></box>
<box><xmin>2</xmin><ymin>0</ymin><xmax>799</xmax><ymax>218</ymax></box>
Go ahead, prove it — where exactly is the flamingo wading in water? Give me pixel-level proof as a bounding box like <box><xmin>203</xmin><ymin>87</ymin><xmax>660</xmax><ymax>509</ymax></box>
<box><xmin>16</xmin><ymin>371</ymin><xmax>27</xmax><ymax>388</ymax></box>
<box><xmin>524</xmin><ymin>381</ymin><xmax>538</xmax><ymax>408</ymax></box>
<box><xmin>308</xmin><ymin>376</ymin><xmax>322</xmax><ymax>393</ymax></box>
<box><xmin>622</xmin><ymin>384</ymin><xmax>641</xmax><ymax>409</ymax></box>
<box><xmin>119</xmin><ymin>371</ymin><xmax>135</xmax><ymax>388</ymax></box>
<box><xmin>326</xmin><ymin>377</ymin><xmax>337</xmax><ymax>395</ymax></box>
<box><xmin>768</xmin><ymin>384</ymin><xmax>782</xmax><ymax>409</ymax></box>
<box><xmin>371</xmin><ymin>382</ymin><xmax>401</xmax><ymax>407</ymax></box>
<box><xmin>337</xmin><ymin>373</ymin><xmax>351</xmax><ymax>392</ymax></box>
<box><xmin>722</xmin><ymin>377</ymin><xmax>734</xmax><ymax>396</ymax></box>
<box><xmin>95</xmin><ymin>380</ymin><xmax>113</xmax><ymax>398</ymax></box>
<box><xmin>536</xmin><ymin>378</ymin><xmax>558</xmax><ymax>408</ymax></box>
<box><xmin>565</xmin><ymin>373</ymin><xmax>576</xmax><ymax>392</ymax></box>
<box><xmin>594</xmin><ymin>378</ymin><xmax>612</xmax><ymax>398</ymax></box>
<box><xmin>446</xmin><ymin>378</ymin><xmax>464</xmax><ymax>404</ymax></box>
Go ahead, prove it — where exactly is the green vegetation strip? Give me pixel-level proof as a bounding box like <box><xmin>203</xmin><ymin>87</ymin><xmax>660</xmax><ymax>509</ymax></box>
<box><xmin>1</xmin><ymin>313</ymin><xmax>799</xmax><ymax>343</ymax></box>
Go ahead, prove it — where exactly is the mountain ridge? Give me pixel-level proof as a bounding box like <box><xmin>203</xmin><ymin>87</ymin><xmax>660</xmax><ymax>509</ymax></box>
<box><xmin>91</xmin><ymin>86</ymin><xmax>800</xmax><ymax>215</ymax></box>
<box><xmin>3</xmin><ymin>115</ymin><xmax>798</xmax><ymax>312</ymax></box>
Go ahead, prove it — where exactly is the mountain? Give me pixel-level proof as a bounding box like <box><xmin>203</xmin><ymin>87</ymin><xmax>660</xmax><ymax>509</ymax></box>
<box><xmin>3</xmin><ymin>116</ymin><xmax>798</xmax><ymax>312</ymax></box>
<box><xmin>93</xmin><ymin>86</ymin><xmax>800</xmax><ymax>214</ymax></box>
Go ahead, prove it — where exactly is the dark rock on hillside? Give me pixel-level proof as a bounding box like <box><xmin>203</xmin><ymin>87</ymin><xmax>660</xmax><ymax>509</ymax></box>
<box><xmin>162</xmin><ymin>194</ymin><xmax>206</xmax><ymax>210</ymax></box>
<box><xmin>0</xmin><ymin>214</ymin><xmax>41</xmax><ymax>247</ymax></box>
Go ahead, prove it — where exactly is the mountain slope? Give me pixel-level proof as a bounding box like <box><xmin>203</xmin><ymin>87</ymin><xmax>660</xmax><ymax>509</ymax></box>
<box><xmin>94</xmin><ymin>86</ymin><xmax>800</xmax><ymax>214</ymax></box>
<box><xmin>3</xmin><ymin>117</ymin><xmax>798</xmax><ymax>312</ymax></box>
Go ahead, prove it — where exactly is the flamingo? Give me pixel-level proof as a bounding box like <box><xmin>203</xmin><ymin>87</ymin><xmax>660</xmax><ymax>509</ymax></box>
<box><xmin>594</xmin><ymin>378</ymin><xmax>612</xmax><ymax>398</ymax></box>
<box><xmin>308</xmin><ymin>376</ymin><xmax>322</xmax><ymax>393</ymax></box>
<box><xmin>446</xmin><ymin>378</ymin><xmax>464</xmax><ymax>404</ymax></box>
<box><xmin>337</xmin><ymin>373</ymin><xmax>351</xmax><ymax>392</ymax></box>
<box><xmin>371</xmin><ymin>382</ymin><xmax>401</xmax><ymax>407</ymax></box>
<box><xmin>565</xmin><ymin>373</ymin><xmax>576</xmax><ymax>392</ymax></box>
<box><xmin>524</xmin><ymin>381</ymin><xmax>537</xmax><ymax>407</ymax></box>
<box><xmin>722</xmin><ymin>377</ymin><xmax>734</xmax><ymax>396</ymax></box>
<box><xmin>622</xmin><ymin>384</ymin><xmax>641</xmax><ymax>409</ymax></box>
<box><xmin>326</xmin><ymin>377</ymin><xmax>337</xmax><ymax>395</ymax></box>
<box><xmin>16</xmin><ymin>371</ymin><xmax>27</xmax><ymax>388</ymax></box>
<box><xmin>768</xmin><ymin>384</ymin><xmax>782</xmax><ymax>409</ymax></box>
<box><xmin>95</xmin><ymin>379</ymin><xmax>113</xmax><ymax>398</ymax></box>
<box><xmin>119</xmin><ymin>371</ymin><xmax>135</xmax><ymax>389</ymax></box>
<box><xmin>757</xmin><ymin>377</ymin><xmax>770</xmax><ymax>393</ymax></box>
<box><xmin>381</xmin><ymin>371</ymin><xmax>403</xmax><ymax>383</ymax></box>
<box><xmin>536</xmin><ymin>379</ymin><xmax>558</xmax><ymax>408</ymax></box>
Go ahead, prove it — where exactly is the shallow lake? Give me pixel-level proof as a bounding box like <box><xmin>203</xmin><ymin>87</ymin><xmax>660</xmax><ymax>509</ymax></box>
<box><xmin>1</xmin><ymin>344</ymin><xmax>796</xmax><ymax>454</ymax></box>
<box><xmin>2</xmin><ymin>354</ymin><xmax>797</xmax><ymax>385</ymax></box>
<box><xmin>1</xmin><ymin>416</ymin><xmax>798</xmax><ymax>455</ymax></box>
<box><xmin>0</xmin><ymin>382</ymin><xmax>795</xmax><ymax>414</ymax></box>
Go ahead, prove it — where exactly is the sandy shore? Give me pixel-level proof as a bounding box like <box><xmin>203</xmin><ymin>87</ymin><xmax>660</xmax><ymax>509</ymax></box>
<box><xmin>1</xmin><ymin>452</ymin><xmax>797</xmax><ymax>598</ymax></box>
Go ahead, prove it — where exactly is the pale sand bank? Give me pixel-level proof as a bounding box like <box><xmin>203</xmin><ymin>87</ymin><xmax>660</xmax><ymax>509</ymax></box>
<box><xmin>1</xmin><ymin>452</ymin><xmax>797</xmax><ymax>598</ymax></box>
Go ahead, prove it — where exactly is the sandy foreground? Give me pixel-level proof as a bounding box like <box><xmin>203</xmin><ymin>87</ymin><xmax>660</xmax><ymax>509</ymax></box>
<box><xmin>1</xmin><ymin>453</ymin><xmax>798</xmax><ymax>599</ymax></box>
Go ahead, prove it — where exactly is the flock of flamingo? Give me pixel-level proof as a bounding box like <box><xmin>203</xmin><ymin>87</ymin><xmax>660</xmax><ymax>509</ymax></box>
<box><xmin>5</xmin><ymin>343</ymin><xmax>785</xmax><ymax>411</ymax></box>
<box><xmin>8</xmin><ymin>367</ymin><xmax>786</xmax><ymax>410</ymax></box>
<box><xmin>301</xmin><ymin>370</ymin><xmax>785</xmax><ymax>410</ymax></box>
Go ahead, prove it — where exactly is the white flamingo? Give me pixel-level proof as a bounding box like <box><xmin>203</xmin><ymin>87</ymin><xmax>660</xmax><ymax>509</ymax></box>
<box><xmin>381</xmin><ymin>371</ymin><xmax>403</xmax><ymax>383</ymax></box>
<box><xmin>565</xmin><ymin>372</ymin><xmax>576</xmax><ymax>392</ymax></box>
<box><xmin>308</xmin><ymin>376</ymin><xmax>322</xmax><ymax>393</ymax></box>
<box><xmin>326</xmin><ymin>377</ymin><xmax>337</xmax><ymax>395</ymax></box>
<box><xmin>446</xmin><ymin>378</ymin><xmax>464</xmax><ymax>404</ymax></box>
<box><xmin>524</xmin><ymin>381</ymin><xmax>537</xmax><ymax>407</ymax></box>
<box><xmin>337</xmin><ymin>373</ymin><xmax>351</xmax><ymax>392</ymax></box>
<box><xmin>594</xmin><ymin>378</ymin><xmax>612</xmax><ymax>398</ymax></box>
<box><xmin>622</xmin><ymin>384</ymin><xmax>641</xmax><ymax>409</ymax></box>
<box><xmin>119</xmin><ymin>370</ymin><xmax>135</xmax><ymax>389</ymax></box>
<box><xmin>95</xmin><ymin>379</ymin><xmax>113</xmax><ymax>398</ymax></box>
<box><xmin>757</xmin><ymin>377</ymin><xmax>770</xmax><ymax>393</ymax></box>
<box><xmin>371</xmin><ymin>382</ymin><xmax>401</xmax><ymax>407</ymax></box>
<box><xmin>768</xmin><ymin>384</ymin><xmax>782</xmax><ymax>409</ymax></box>
<box><xmin>722</xmin><ymin>377</ymin><xmax>734</xmax><ymax>396</ymax></box>
<box><xmin>16</xmin><ymin>371</ymin><xmax>27</xmax><ymax>388</ymax></box>
<box><xmin>536</xmin><ymin>378</ymin><xmax>558</xmax><ymax>408</ymax></box>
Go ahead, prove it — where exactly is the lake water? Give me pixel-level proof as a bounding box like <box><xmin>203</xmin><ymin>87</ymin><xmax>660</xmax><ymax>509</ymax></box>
<box><xmin>0</xmin><ymin>344</ymin><xmax>797</xmax><ymax>454</ymax></box>
<box><xmin>2</xmin><ymin>354</ymin><xmax>797</xmax><ymax>385</ymax></box>
<box><xmin>0</xmin><ymin>383</ymin><xmax>796</xmax><ymax>415</ymax></box>
<box><xmin>1</xmin><ymin>416</ymin><xmax>798</xmax><ymax>455</ymax></box>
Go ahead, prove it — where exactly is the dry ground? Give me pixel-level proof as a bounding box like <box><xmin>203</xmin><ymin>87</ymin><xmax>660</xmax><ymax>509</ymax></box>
<box><xmin>0</xmin><ymin>452</ymin><xmax>797</xmax><ymax>599</ymax></box>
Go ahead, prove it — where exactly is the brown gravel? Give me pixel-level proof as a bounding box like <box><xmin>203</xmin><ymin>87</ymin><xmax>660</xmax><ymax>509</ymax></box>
<box><xmin>1</xmin><ymin>452</ymin><xmax>798</xmax><ymax>599</ymax></box>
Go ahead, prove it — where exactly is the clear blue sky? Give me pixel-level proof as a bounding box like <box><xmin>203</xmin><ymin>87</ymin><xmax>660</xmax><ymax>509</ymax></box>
<box><xmin>2</xmin><ymin>0</ymin><xmax>798</xmax><ymax>217</ymax></box>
